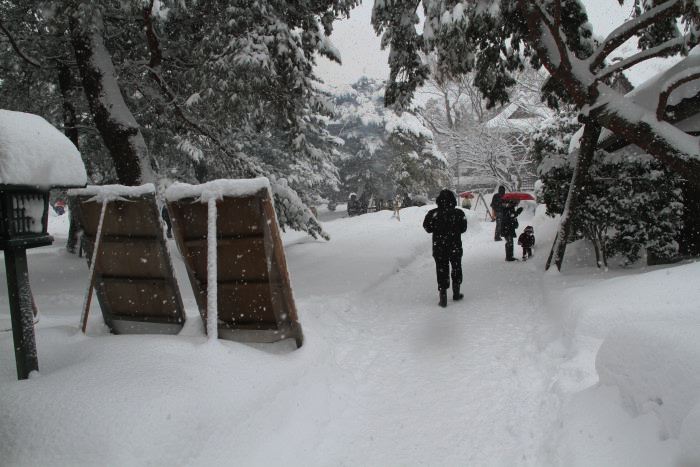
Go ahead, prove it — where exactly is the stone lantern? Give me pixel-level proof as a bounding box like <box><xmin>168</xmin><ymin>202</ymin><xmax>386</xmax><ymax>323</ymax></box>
<box><xmin>0</xmin><ymin>110</ymin><xmax>87</xmax><ymax>379</ymax></box>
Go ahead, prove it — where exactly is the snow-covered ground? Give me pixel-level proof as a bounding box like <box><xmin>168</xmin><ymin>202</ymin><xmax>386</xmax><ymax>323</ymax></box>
<box><xmin>1</xmin><ymin>203</ymin><xmax>698</xmax><ymax>466</ymax></box>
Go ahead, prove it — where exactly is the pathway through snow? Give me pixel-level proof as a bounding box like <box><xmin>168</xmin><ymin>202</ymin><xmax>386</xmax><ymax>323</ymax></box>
<box><xmin>0</xmin><ymin>206</ymin><xmax>564</xmax><ymax>465</ymax></box>
<box><xmin>280</xmin><ymin>207</ymin><xmax>561</xmax><ymax>465</ymax></box>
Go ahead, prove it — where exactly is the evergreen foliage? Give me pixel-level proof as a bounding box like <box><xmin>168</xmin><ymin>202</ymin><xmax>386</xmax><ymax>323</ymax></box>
<box><xmin>0</xmin><ymin>0</ymin><xmax>361</xmax><ymax>238</ymax></box>
<box><xmin>531</xmin><ymin>111</ymin><xmax>684</xmax><ymax>266</ymax></box>
<box><xmin>325</xmin><ymin>78</ymin><xmax>448</xmax><ymax>206</ymax></box>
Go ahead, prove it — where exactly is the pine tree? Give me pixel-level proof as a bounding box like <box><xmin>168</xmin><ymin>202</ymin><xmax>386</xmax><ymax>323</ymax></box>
<box><xmin>325</xmin><ymin>78</ymin><xmax>448</xmax><ymax>207</ymax></box>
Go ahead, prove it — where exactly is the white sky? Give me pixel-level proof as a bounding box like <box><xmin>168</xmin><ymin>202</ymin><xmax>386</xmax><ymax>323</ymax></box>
<box><xmin>314</xmin><ymin>0</ymin><xmax>676</xmax><ymax>88</ymax></box>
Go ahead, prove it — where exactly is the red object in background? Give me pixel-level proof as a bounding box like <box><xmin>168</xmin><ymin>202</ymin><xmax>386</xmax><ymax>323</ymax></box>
<box><xmin>501</xmin><ymin>192</ymin><xmax>535</xmax><ymax>201</ymax></box>
<box><xmin>458</xmin><ymin>191</ymin><xmax>474</xmax><ymax>199</ymax></box>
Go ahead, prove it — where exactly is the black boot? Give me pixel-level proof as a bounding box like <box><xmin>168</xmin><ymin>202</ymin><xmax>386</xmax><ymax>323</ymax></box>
<box><xmin>438</xmin><ymin>289</ymin><xmax>447</xmax><ymax>307</ymax></box>
<box><xmin>453</xmin><ymin>284</ymin><xmax>464</xmax><ymax>301</ymax></box>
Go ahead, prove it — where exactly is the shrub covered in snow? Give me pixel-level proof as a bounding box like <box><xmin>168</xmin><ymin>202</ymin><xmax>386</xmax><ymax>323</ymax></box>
<box><xmin>531</xmin><ymin>111</ymin><xmax>683</xmax><ymax>267</ymax></box>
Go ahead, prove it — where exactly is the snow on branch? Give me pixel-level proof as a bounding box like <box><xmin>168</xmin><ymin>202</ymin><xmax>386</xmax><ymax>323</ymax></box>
<box><xmin>530</xmin><ymin>1</ymin><xmax>569</xmax><ymax>72</ymax></box>
<box><xmin>657</xmin><ymin>66</ymin><xmax>700</xmax><ymax>120</ymax></box>
<box><xmin>589</xmin><ymin>0</ymin><xmax>684</xmax><ymax>71</ymax></box>
<box><xmin>596</xmin><ymin>30</ymin><xmax>700</xmax><ymax>82</ymax></box>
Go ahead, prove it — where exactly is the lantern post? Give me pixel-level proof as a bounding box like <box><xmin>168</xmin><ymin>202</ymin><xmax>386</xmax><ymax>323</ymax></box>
<box><xmin>0</xmin><ymin>185</ymin><xmax>54</xmax><ymax>379</ymax></box>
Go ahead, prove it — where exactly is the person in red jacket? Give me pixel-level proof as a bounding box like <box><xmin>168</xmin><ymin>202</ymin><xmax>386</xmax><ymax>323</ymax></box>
<box><xmin>423</xmin><ymin>189</ymin><xmax>468</xmax><ymax>307</ymax></box>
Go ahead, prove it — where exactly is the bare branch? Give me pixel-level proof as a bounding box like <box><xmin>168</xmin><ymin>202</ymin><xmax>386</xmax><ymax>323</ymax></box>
<box><xmin>0</xmin><ymin>20</ymin><xmax>42</xmax><ymax>68</ymax></box>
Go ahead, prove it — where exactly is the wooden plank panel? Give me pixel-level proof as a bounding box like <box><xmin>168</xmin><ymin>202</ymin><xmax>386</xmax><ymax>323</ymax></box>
<box><xmin>167</xmin><ymin>185</ymin><xmax>303</xmax><ymax>346</ymax></box>
<box><xmin>216</xmin><ymin>282</ymin><xmax>277</xmax><ymax>325</ymax></box>
<box><xmin>73</xmin><ymin>192</ymin><xmax>186</xmax><ymax>334</ymax></box>
<box><xmin>169</xmin><ymin>196</ymin><xmax>263</xmax><ymax>239</ymax></box>
<box><xmin>99</xmin><ymin>279</ymin><xmax>181</xmax><ymax>319</ymax></box>
<box><xmin>79</xmin><ymin>199</ymin><xmax>161</xmax><ymax>237</ymax></box>
<box><xmin>94</xmin><ymin>240</ymin><xmax>168</xmax><ymax>278</ymax></box>
<box><xmin>184</xmin><ymin>237</ymin><xmax>268</xmax><ymax>282</ymax></box>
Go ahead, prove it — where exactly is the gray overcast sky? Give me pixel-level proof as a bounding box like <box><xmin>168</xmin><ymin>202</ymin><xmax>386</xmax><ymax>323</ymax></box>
<box><xmin>314</xmin><ymin>1</ymin><xmax>670</xmax><ymax>88</ymax></box>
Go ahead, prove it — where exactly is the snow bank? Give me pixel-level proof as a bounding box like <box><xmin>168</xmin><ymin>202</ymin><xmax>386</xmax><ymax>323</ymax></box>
<box><xmin>69</xmin><ymin>184</ymin><xmax>155</xmax><ymax>202</ymax></box>
<box><xmin>165</xmin><ymin>178</ymin><xmax>270</xmax><ymax>202</ymax></box>
<box><xmin>559</xmin><ymin>261</ymin><xmax>700</xmax><ymax>339</ymax></box>
<box><xmin>0</xmin><ymin>110</ymin><xmax>86</xmax><ymax>187</ymax></box>
<box><xmin>596</xmin><ymin>322</ymin><xmax>700</xmax><ymax>438</ymax></box>
<box><xmin>679</xmin><ymin>403</ymin><xmax>700</xmax><ymax>465</ymax></box>
<box><xmin>555</xmin><ymin>385</ymin><xmax>679</xmax><ymax>466</ymax></box>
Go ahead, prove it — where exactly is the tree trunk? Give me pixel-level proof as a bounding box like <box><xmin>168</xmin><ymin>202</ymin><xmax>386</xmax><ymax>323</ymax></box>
<box><xmin>58</xmin><ymin>61</ymin><xmax>84</xmax><ymax>254</ymax></box>
<box><xmin>69</xmin><ymin>6</ymin><xmax>153</xmax><ymax>186</ymax></box>
<box><xmin>546</xmin><ymin>122</ymin><xmax>602</xmax><ymax>271</ymax></box>
<box><xmin>678</xmin><ymin>180</ymin><xmax>700</xmax><ymax>257</ymax></box>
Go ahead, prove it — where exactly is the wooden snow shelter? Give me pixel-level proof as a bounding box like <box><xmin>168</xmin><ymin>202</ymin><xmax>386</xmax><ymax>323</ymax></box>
<box><xmin>70</xmin><ymin>185</ymin><xmax>186</xmax><ymax>334</ymax></box>
<box><xmin>165</xmin><ymin>179</ymin><xmax>304</xmax><ymax>347</ymax></box>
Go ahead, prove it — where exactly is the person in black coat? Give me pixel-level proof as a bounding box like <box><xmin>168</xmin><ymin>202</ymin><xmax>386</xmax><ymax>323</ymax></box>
<box><xmin>490</xmin><ymin>186</ymin><xmax>506</xmax><ymax>241</ymax></box>
<box><xmin>423</xmin><ymin>189</ymin><xmax>468</xmax><ymax>307</ymax></box>
<box><xmin>347</xmin><ymin>193</ymin><xmax>361</xmax><ymax>217</ymax></box>
<box><xmin>501</xmin><ymin>200</ymin><xmax>523</xmax><ymax>261</ymax></box>
<box><xmin>518</xmin><ymin>226</ymin><xmax>535</xmax><ymax>260</ymax></box>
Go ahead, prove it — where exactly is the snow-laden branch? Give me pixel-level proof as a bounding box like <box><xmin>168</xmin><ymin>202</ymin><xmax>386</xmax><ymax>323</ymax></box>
<box><xmin>596</xmin><ymin>30</ymin><xmax>700</xmax><ymax>82</ymax></box>
<box><xmin>531</xmin><ymin>1</ymin><xmax>569</xmax><ymax>71</ymax></box>
<box><xmin>589</xmin><ymin>87</ymin><xmax>700</xmax><ymax>186</ymax></box>
<box><xmin>657</xmin><ymin>66</ymin><xmax>700</xmax><ymax>120</ymax></box>
<box><xmin>589</xmin><ymin>0</ymin><xmax>683</xmax><ymax>71</ymax></box>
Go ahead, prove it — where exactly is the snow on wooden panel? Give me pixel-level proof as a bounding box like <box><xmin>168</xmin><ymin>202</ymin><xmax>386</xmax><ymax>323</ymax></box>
<box><xmin>165</xmin><ymin>178</ymin><xmax>271</xmax><ymax>202</ymax></box>
<box><xmin>69</xmin><ymin>184</ymin><xmax>155</xmax><ymax>202</ymax></box>
<box><xmin>0</xmin><ymin>109</ymin><xmax>87</xmax><ymax>187</ymax></box>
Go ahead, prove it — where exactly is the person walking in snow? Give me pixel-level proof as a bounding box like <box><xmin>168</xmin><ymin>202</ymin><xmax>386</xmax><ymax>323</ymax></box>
<box><xmin>347</xmin><ymin>193</ymin><xmax>362</xmax><ymax>217</ymax></box>
<box><xmin>501</xmin><ymin>200</ymin><xmax>523</xmax><ymax>261</ymax></box>
<box><xmin>518</xmin><ymin>226</ymin><xmax>535</xmax><ymax>261</ymax></box>
<box><xmin>423</xmin><ymin>189</ymin><xmax>468</xmax><ymax>307</ymax></box>
<box><xmin>490</xmin><ymin>185</ymin><xmax>506</xmax><ymax>241</ymax></box>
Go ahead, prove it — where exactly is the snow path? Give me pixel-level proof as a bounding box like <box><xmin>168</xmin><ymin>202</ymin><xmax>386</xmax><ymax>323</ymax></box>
<box><xmin>0</xmin><ymin>207</ymin><xmax>562</xmax><ymax>466</ymax></box>
<box><xmin>280</xmin><ymin>209</ymin><xmax>560</xmax><ymax>465</ymax></box>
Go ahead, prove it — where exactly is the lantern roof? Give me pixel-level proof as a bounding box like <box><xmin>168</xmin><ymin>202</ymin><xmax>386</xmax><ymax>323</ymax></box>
<box><xmin>0</xmin><ymin>110</ymin><xmax>87</xmax><ymax>188</ymax></box>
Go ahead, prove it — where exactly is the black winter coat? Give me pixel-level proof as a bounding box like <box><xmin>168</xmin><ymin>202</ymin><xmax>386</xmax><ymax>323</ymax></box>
<box><xmin>518</xmin><ymin>231</ymin><xmax>535</xmax><ymax>248</ymax></box>
<box><xmin>501</xmin><ymin>205</ymin><xmax>523</xmax><ymax>237</ymax></box>
<box><xmin>423</xmin><ymin>190</ymin><xmax>468</xmax><ymax>257</ymax></box>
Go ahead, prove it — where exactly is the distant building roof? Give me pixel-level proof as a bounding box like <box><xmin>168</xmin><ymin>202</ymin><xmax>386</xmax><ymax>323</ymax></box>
<box><xmin>484</xmin><ymin>103</ymin><xmax>544</xmax><ymax>132</ymax></box>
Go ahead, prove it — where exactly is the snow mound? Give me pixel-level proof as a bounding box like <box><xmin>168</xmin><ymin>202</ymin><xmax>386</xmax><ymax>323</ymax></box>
<box><xmin>0</xmin><ymin>110</ymin><xmax>86</xmax><ymax>187</ymax></box>
<box><xmin>596</xmin><ymin>322</ymin><xmax>700</xmax><ymax>438</ymax></box>
<box><xmin>560</xmin><ymin>262</ymin><xmax>700</xmax><ymax>339</ymax></box>
<box><xmin>165</xmin><ymin>178</ymin><xmax>270</xmax><ymax>202</ymax></box>
<box><xmin>69</xmin><ymin>184</ymin><xmax>155</xmax><ymax>202</ymax></box>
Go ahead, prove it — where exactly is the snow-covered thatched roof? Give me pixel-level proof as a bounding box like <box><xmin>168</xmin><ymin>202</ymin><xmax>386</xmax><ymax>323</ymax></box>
<box><xmin>484</xmin><ymin>103</ymin><xmax>543</xmax><ymax>133</ymax></box>
<box><xmin>0</xmin><ymin>109</ymin><xmax>87</xmax><ymax>188</ymax></box>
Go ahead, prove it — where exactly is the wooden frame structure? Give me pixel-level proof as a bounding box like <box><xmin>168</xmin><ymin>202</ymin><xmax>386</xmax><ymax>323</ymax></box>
<box><xmin>167</xmin><ymin>185</ymin><xmax>303</xmax><ymax>347</ymax></box>
<box><xmin>72</xmin><ymin>190</ymin><xmax>186</xmax><ymax>334</ymax></box>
